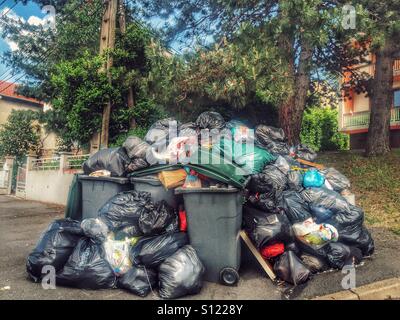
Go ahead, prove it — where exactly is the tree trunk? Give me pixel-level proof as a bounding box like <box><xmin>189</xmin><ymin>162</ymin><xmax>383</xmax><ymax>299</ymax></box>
<box><xmin>279</xmin><ymin>37</ymin><xmax>312</xmax><ymax>145</ymax></box>
<box><xmin>365</xmin><ymin>38</ymin><xmax>394</xmax><ymax>156</ymax></box>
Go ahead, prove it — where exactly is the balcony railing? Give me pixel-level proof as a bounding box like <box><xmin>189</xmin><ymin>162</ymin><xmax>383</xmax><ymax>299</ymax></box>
<box><xmin>395</xmin><ymin>60</ymin><xmax>400</xmax><ymax>76</ymax></box>
<box><xmin>342</xmin><ymin>108</ymin><xmax>400</xmax><ymax>130</ymax></box>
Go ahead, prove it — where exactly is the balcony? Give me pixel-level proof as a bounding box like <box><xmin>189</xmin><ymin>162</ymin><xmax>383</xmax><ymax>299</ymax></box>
<box><xmin>341</xmin><ymin>108</ymin><xmax>400</xmax><ymax>131</ymax></box>
<box><xmin>395</xmin><ymin>60</ymin><xmax>400</xmax><ymax>76</ymax></box>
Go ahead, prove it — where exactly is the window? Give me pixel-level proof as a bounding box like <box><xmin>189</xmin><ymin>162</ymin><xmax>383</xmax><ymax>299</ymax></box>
<box><xmin>395</xmin><ymin>90</ymin><xmax>400</xmax><ymax>108</ymax></box>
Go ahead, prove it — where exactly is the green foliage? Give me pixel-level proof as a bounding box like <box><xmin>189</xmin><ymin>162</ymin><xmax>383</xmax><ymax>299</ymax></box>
<box><xmin>300</xmin><ymin>107</ymin><xmax>349</xmax><ymax>151</ymax></box>
<box><xmin>48</xmin><ymin>52</ymin><xmax>114</xmax><ymax>148</ymax></box>
<box><xmin>109</xmin><ymin>99</ymin><xmax>166</xmax><ymax>146</ymax></box>
<box><xmin>0</xmin><ymin>110</ymin><xmax>41</xmax><ymax>162</ymax></box>
<box><xmin>110</xmin><ymin>126</ymin><xmax>148</xmax><ymax>148</ymax></box>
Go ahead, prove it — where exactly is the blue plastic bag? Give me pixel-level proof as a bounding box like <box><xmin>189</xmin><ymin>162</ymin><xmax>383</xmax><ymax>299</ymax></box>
<box><xmin>303</xmin><ymin>169</ymin><xmax>325</xmax><ymax>188</ymax></box>
<box><xmin>310</xmin><ymin>205</ymin><xmax>333</xmax><ymax>223</ymax></box>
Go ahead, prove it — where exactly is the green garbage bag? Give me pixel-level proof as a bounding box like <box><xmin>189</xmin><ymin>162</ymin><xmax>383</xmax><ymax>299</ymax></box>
<box><xmin>64</xmin><ymin>174</ymin><xmax>82</xmax><ymax>221</ymax></box>
<box><xmin>213</xmin><ymin>139</ymin><xmax>276</xmax><ymax>174</ymax></box>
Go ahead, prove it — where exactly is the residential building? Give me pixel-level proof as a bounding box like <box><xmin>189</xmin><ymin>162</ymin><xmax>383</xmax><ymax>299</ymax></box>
<box><xmin>338</xmin><ymin>58</ymin><xmax>400</xmax><ymax>149</ymax></box>
<box><xmin>0</xmin><ymin>81</ymin><xmax>57</xmax><ymax>156</ymax></box>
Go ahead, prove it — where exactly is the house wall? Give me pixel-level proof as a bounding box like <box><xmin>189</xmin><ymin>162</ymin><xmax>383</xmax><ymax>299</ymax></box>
<box><xmin>0</xmin><ymin>98</ymin><xmax>58</xmax><ymax>156</ymax></box>
<box><xmin>0</xmin><ymin>98</ymin><xmax>39</xmax><ymax>125</ymax></box>
<box><xmin>353</xmin><ymin>92</ymin><xmax>370</xmax><ymax>112</ymax></box>
<box><xmin>350</xmin><ymin>130</ymin><xmax>400</xmax><ymax>149</ymax></box>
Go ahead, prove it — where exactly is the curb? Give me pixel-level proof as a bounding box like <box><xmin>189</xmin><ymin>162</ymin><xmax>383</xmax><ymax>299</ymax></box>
<box><xmin>313</xmin><ymin>278</ymin><xmax>400</xmax><ymax>300</ymax></box>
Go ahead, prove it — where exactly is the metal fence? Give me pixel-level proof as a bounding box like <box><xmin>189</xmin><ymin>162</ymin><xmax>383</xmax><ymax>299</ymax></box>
<box><xmin>31</xmin><ymin>157</ymin><xmax>61</xmax><ymax>171</ymax></box>
<box><xmin>66</xmin><ymin>154</ymin><xmax>89</xmax><ymax>170</ymax></box>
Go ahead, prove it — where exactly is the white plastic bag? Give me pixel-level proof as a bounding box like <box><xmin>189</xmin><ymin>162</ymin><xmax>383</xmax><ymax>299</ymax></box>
<box><xmin>103</xmin><ymin>235</ymin><xmax>132</xmax><ymax>276</ymax></box>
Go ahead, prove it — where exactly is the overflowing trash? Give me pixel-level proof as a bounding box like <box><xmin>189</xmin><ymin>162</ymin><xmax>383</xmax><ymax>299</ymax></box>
<box><xmin>27</xmin><ymin>110</ymin><xmax>375</xmax><ymax>298</ymax></box>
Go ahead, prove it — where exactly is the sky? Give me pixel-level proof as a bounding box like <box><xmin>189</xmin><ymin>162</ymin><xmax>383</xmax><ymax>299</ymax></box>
<box><xmin>0</xmin><ymin>0</ymin><xmax>46</xmax><ymax>81</ymax></box>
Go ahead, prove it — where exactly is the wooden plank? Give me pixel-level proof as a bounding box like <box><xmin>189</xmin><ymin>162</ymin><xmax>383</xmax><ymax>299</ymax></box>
<box><xmin>239</xmin><ymin>230</ymin><xmax>276</xmax><ymax>281</ymax></box>
<box><xmin>295</xmin><ymin>158</ymin><xmax>325</xmax><ymax>170</ymax></box>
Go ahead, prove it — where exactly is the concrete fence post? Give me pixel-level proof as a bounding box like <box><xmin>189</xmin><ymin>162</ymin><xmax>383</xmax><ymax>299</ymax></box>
<box><xmin>26</xmin><ymin>155</ymin><xmax>36</xmax><ymax>171</ymax></box>
<box><xmin>59</xmin><ymin>152</ymin><xmax>72</xmax><ymax>172</ymax></box>
<box><xmin>4</xmin><ymin>156</ymin><xmax>15</xmax><ymax>195</ymax></box>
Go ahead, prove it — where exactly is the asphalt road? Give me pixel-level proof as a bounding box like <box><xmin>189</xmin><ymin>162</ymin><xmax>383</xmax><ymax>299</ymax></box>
<box><xmin>0</xmin><ymin>195</ymin><xmax>399</xmax><ymax>300</ymax></box>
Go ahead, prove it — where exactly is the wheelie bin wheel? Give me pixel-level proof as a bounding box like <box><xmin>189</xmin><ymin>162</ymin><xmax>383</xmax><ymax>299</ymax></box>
<box><xmin>220</xmin><ymin>267</ymin><xmax>239</xmax><ymax>286</ymax></box>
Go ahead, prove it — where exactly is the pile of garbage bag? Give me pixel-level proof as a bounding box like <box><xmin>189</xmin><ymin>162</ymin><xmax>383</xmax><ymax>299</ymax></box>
<box><xmin>29</xmin><ymin>110</ymin><xmax>375</xmax><ymax>296</ymax></box>
<box><xmin>243</xmin><ymin>124</ymin><xmax>374</xmax><ymax>285</ymax></box>
<box><xmin>27</xmin><ymin>191</ymin><xmax>204</xmax><ymax>299</ymax></box>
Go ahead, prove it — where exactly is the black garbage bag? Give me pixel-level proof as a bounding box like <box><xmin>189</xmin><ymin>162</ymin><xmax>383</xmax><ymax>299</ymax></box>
<box><xmin>286</xmin><ymin>242</ymin><xmax>301</xmax><ymax>256</ymax></box>
<box><xmin>130</xmin><ymin>232</ymin><xmax>189</xmax><ymax>268</ymax></box>
<box><xmin>56</xmin><ymin>238</ymin><xmax>116</xmax><ymax>289</ymax></box>
<box><xmin>98</xmin><ymin>191</ymin><xmax>152</xmax><ymax>232</ymax></box>
<box><xmin>255</xmin><ymin>125</ymin><xmax>285</xmax><ymax>146</ymax></box>
<box><xmin>287</xmin><ymin>171</ymin><xmax>303</xmax><ymax>191</ymax></box>
<box><xmin>325</xmin><ymin>242</ymin><xmax>352</xmax><ymax>269</ymax></box>
<box><xmin>294</xmin><ymin>144</ymin><xmax>317</xmax><ymax>161</ymax></box>
<box><xmin>145</xmin><ymin>118</ymin><xmax>180</xmax><ymax>145</ymax></box>
<box><xmin>321</xmin><ymin>167</ymin><xmax>351</xmax><ymax>192</ymax></box>
<box><xmin>195</xmin><ymin>111</ymin><xmax>225</xmax><ymax>130</ymax></box>
<box><xmin>123</xmin><ymin>136</ymin><xmax>150</xmax><ymax>159</ymax></box>
<box><xmin>273</xmin><ymin>251</ymin><xmax>311</xmax><ymax>285</ymax></box>
<box><xmin>139</xmin><ymin>200</ymin><xmax>177</xmax><ymax>236</ymax></box>
<box><xmin>248</xmin><ymin>165</ymin><xmax>287</xmax><ymax>200</ymax></box>
<box><xmin>117</xmin><ymin>267</ymin><xmax>158</xmax><ymax>297</ymax></box>
<box><xmin>309</xmin><ymin>205</ymin><xmax>334</xmax><ymax>223</ymax></box>
<box><xmin>295</xmin><ymin>238</ymin><xmax>329</xmax><ymax>259</ymax></box>
<box><xmin>326</xmin><ymin>204</ymin><xmax>364</xmax><ymax>228</ymax></box>
<box><xmin>243</xmin><ymin>206</ymin><xmax>293</xmax><ymax>248</ymax></box>
<box><xmin>26</xmin><ymin>219</ymin><xmax>83</xmax><ymax>282</ymax></box>
<box><xmin>128</xmin><ymin>158</ymin><xmax>149</xmax><ymax>172</ymax></box>
<box><xmin>158</xmin><ymin>245</ymin><xmax>205</xmax><ymax>299</ymax></box>
<box><xmin>263</xmin><ymin>141</ymin><xmax>291</xmax><ymax>156</ymax></box>
<box><xmin>336</xmin><ymin>225</ymin><xmax>374</xmax><ymax>256</ymax></box>
<box><xmin>247</xmin><ymin>193</ymin><xmax>276</xmax><ymax>212</ymax></box>
<box><xmin>279</xmin><ymin>190</ymin><xmax>312</xmax><ymax>224</ymax></box>
<box><xmin>82</xmin><ymin>147</ymin><xmax>132</xmax><ymax>177</ymax></box>
<box><xmin>345</xmin><ymin>246</ymin><xmax>363</xmax><ymax>266</ymax></box>
<box><xmin>179</xmin><ymin>122</ymin><xmax>199</xmax><ymax>138</ymax></box>
<box><xmin>81</xmin><ymin>218</ymin><xmax>108</xmax><ymax>243</ymax></box>
<box><xmin>115</xmin><ymin>224</ymin><xmax>143</xmax><ymax>239</ymax></box>
<box><xmin>300</xmin><ymin>253</ymin><xmax>328</xmax><ymax>273</ymax></box>
<box><xmin>355</xmin><ymin>228</ymin><xmax>374</xmax><ymax>256</ymax></box>
<box><xmin>301</xmin><ymin>187</ymin><xmax>351</xmax><ymax>214</ymax></box>
<box><xmin>274</xmin><ymin>156</ymin><xmax>290</xmax><ymax>175</ymax></box>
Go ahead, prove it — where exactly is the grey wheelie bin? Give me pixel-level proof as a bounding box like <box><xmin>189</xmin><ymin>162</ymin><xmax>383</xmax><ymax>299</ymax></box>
<box><xmin>130</xmin><ymin>175</ymin><xmax>178</xmax><ymax>209</ymax></box>
<box><xmin>175</xmin><ymin>187</ymin><xmax>243</xmax><ymax>285</ymax></box>
<box><xmin>79</xmin><ymin>175</ymin><xmax>132</xmax><ymax>220</ymax></box>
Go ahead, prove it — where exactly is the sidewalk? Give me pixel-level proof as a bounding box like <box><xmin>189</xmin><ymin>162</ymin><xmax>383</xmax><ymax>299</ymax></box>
<box><xmin>1</xmin><ymin>195</ymin><xmax>400</xmax><ymax>300</ymax></box>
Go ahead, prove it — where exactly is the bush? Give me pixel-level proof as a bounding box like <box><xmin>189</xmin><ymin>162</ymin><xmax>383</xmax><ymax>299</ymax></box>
<box><xmin>300</xmin><ymin>107</ymin><xmax>349</xmax><ymax>152</ymax></box>
<box><xmin>0</xmin><ymin>110</ymin><xmax>41</xmax><ymax>161</ymax></box>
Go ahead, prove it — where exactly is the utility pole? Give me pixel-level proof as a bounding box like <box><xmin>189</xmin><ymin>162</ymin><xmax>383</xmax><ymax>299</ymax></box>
<box><xmin>98</xmin><ymin>0</ymin><xmax>118</xmax><ymax>149</ymax></box>
<box><xmin>118</xmin><ymin>1</ymin><xmax>136</xmax><ymax>129</ymax></box>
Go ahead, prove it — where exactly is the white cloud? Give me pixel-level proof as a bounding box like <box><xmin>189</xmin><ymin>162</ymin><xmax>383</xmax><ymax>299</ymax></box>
<box><xmin>0</xmin><ymin>7</ymin><xmax>48</xmax><ymax>52</ymax></box>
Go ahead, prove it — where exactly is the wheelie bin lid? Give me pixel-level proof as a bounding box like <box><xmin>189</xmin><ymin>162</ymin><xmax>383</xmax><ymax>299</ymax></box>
<box><xmin>130</xmin><ymin>175</ymin><xmax>162</xmax><ymax>186</ymax></box>
<box><xmin>175</xmin><ymin>187</ymin><xmax>239</xmax><ymax>194</ymax></box>
<box><xmin>78</xmin><ymin>175</ymin><xmax>130</xmax><ymax>184</ymax></box>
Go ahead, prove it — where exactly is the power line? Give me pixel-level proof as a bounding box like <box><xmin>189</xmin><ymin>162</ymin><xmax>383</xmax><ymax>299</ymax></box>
<box><xmin>0</xmin><ymin>0</ymin><xmax>88</xmax><ymax>82</ymax></box>
<box><xmin>124</xmin><ymin>0</ymin><xmax>181</xmax><ymax>55</ymax></box>
<box><xmin>0</xmin><ymin>1</ymin><xmax>18</xmax><ymax>20</ymax></box>
<box><xmin>0</xmin><ymin>0</ymin><xmax>9</xmax><ymax>9</ymax></box>
<box><xmin>0</xmin><ymin>0</ymin><xmax>102</xmax><ymax>93</ymax></box>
